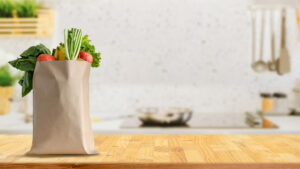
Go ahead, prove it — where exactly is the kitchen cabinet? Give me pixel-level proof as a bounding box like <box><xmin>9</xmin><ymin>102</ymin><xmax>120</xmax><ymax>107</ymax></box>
<box><xmin>0</xmin><ymin>135</ymin><xmax>300</xmax><ymax>169</ymax></box>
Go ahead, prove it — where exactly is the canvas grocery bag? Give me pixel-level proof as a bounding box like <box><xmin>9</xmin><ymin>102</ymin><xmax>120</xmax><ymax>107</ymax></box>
<box><xmin>28</xmin><ymin>61</ymin><xmax>97</xmax><ymax>155</ymax></box>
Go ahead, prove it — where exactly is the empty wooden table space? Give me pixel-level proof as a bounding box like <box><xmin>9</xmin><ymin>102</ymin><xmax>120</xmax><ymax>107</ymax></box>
<box><xmin>0</xmin><ymin>135</ymin><xmax>300</xmax><ymax>169</ymax></box>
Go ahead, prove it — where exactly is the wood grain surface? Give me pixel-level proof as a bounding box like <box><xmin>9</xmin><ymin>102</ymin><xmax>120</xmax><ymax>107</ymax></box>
<box><xmin>0</xmin><ymin>135</ymin><xmax>300</xmax><ymax>169</ymax></box>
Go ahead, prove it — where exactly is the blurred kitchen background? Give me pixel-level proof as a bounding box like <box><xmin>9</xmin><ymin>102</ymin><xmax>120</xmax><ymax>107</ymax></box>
<box><xmin>1</xmin><ymin>0</ymin><xmax>300</xmax><ymax>134</ymax></box>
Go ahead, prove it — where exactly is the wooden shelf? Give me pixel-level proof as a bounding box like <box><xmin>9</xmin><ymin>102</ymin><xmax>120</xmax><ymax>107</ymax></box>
<box><xmin>0</xmin><ymin>9</ymin><xmax>54</xmax><ymax>37</ymax></box>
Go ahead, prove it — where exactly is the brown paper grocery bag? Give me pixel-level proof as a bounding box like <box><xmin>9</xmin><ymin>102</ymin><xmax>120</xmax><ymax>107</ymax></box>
<box><xmin>28</xmin><ymin>61</ymin><xmax>97</xmax><ymax>155</ymax></box>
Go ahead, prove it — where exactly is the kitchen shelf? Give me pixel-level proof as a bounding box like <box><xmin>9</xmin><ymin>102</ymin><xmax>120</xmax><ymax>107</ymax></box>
<box><xmin>0</xmin><ymin>9</ymin><xmax>54</xmax><ymax>37</ymax></box>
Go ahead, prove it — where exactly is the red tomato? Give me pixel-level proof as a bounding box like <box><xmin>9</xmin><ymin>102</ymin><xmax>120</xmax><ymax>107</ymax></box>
<box><xmin>37</xmin><ymin>54</ymin><xmax>56</xmax><ymax>61</ymax></box>
<box><xmin>78</xmin><ymin>51</ymin><xmax>93</xmax><ymax>63</ymax></box>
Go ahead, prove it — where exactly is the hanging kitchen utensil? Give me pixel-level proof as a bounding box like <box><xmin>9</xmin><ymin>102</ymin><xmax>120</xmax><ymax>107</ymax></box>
<box><xmin>251</xmin><ymin>9</ymin><xmax>257</xmax><ymax>70</ymax></box>
<box><xmin>277</xmin><ymin>9</ymin><xmax>291</xmax><ymax>75</ymax></box>
<box><xmin>252</xmin><ymin>10</ymin><xmax>268</xmax><ymax>73</ymax></box>
<box><xmin>268</xmin><ymin>10</ymin><xmax>277</xmax><ymax>71</ymax></box>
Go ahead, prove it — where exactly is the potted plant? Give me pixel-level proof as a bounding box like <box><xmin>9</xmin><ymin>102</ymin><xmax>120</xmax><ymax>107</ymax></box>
<box><xmin>0</xmin><ymin>0</ymin><xmax>38</xmax><ymax>18</ymax></box>
<box><xmin>0</xmin><ymin>64</ymin><xmax>20</xmax><ymax>115</ymax></box>
<box><xmin>0</xmin><ymin>0</ymin><xmax>54</xmax><ymax>37</ymax></box>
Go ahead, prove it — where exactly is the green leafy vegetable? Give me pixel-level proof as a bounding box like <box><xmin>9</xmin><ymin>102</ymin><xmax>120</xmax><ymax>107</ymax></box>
<box><xmin>9</xmin><ymin>56</ymin><xmax>36</xmax><ymax>71</ymax></box>
<box><xmin>80</xmin><ymin>35</ymin><xmax>101</xmax><ymax>67</ymax></box>
<box><xmin>20</xmin><ymin>43</ymin><xmax>50</xmax><ymax>57</ymax></box>
<box><xmin>0</xmin><ymin>64</ymin><xmax>21</xmax><ymax>87</ymax></box>
<box><xmin>64</xmin><ymin>28</ymin><xmax>83</xmax><ymax>60</ymax></box>
<box><xmin>20</xmin><ymin>71</ymin><xmax>33</xmax><ymax>97</ymax></box>
<box><xmin>9</xmin><ymin>43</ymin><xmax>50</xmax><ymax>97</ymax></box>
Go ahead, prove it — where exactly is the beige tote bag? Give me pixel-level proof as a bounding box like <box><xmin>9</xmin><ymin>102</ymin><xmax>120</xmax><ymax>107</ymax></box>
<box><xmin>28</xmin><ymin>61</ymin><xmax>97</xmax><ymax>155</ymax></box>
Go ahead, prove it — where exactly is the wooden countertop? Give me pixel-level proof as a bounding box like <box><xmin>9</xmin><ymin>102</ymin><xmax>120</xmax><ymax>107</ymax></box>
<box><xmin>0</xmin><ymin>135</ymin><xmax>300</xmax><ymax>169</ymax></box>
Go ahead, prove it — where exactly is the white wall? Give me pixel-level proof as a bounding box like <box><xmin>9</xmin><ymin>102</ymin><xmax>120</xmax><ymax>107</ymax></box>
<box><xmin>1</xmin><ymin>0</ymin><xmax>300</xmax><ymax>117</ymax></box>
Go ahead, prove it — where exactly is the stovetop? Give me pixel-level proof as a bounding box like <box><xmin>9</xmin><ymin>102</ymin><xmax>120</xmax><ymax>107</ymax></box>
<box><xmin>121</xmin><ymin>113</ymin><xmax>277</xmax><ymax>129</ymax></box>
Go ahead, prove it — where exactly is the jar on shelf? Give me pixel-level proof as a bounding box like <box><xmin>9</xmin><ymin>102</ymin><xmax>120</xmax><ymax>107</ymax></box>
<box><xmin>273</xmin><ymin>92</ymin><xmax>289</xmax><ymax>115</ymax></box>
<box><xmin>260</xmin><ymin>93</ymin><xmax>274</xmax><ymax>114</ymax></box>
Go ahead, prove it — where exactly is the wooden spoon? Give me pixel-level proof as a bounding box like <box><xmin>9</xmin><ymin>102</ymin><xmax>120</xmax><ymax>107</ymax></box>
<box><xmin>277</xmin><ymin>9</ymin><xmax>291</xmax><ymax>75</ymax></box>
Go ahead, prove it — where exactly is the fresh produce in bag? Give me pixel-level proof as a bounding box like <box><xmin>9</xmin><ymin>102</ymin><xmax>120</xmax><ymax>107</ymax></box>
<box><xmin>9</xmin><ymin>28</ymin><xmax>101</xmax><ymax>155</ymax></box>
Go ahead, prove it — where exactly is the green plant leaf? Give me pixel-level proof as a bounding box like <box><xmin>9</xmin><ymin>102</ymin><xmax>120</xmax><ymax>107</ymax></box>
<box><xmin>15</xmin><ymin>0</ymin><xmax>38</xmax><ymax>18</ymax></box>
<box><xmin>0</xmin><ymin>0</ymin><xmax>38</xmax><ymax>18</ymax></box>
<box><xmin>18</xmin><ymin>78</ymin><xmax>23</xmax><ymax>86</ymax></box>
<box><xmin>0</xmin><ymin>0</ymin><xmax>14</xmax><ymax>18</ymax></box>
<box><xmin>21</xmin><ymin>71</ymin><xmax>33</xmax><ymax>97</ymax></box>
<box><xmin>9</xmin><ymin>56</ymin><xmax>36</xmax><ymax>71</ymax></box>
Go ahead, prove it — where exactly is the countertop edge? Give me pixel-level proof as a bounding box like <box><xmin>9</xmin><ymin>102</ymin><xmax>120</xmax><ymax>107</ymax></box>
<box><xmin>1</xmin><ymin>163</ymin><xmax>300</xmax><ymax>169</ymax></box>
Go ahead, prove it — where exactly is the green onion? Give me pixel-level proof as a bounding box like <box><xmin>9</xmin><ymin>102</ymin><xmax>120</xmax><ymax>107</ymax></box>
<box><xmin>64</xmin><ymin>28</ymin><xmax>83</xmax><ymax>60</ymax></box>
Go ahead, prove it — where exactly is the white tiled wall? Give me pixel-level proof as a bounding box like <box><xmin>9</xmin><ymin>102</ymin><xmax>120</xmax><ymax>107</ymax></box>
<box><xmin>1</xmin><ymin>0</ymin><xmax>300</xmax><ymax>117</ymax></box>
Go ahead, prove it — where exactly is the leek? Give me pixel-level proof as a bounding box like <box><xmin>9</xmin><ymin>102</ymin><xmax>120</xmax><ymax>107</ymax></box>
<box><xmin>64</xmin><ymin>28</ymin><xmax>83</xmax><ymax>60</ymax></box>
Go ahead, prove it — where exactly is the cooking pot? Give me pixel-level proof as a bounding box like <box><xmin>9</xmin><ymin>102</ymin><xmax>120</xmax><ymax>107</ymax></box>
<box><xmin>137</xmin><ymin>107</ymin><xmax>192</xmax><ymax>126</ymax></box>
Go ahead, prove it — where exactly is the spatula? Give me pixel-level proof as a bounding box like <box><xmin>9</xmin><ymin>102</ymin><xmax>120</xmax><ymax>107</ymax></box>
<box><xmin>277</xmin><ymin>9</ymin><xmax>291</xmax><ymax>75</ymax></box>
